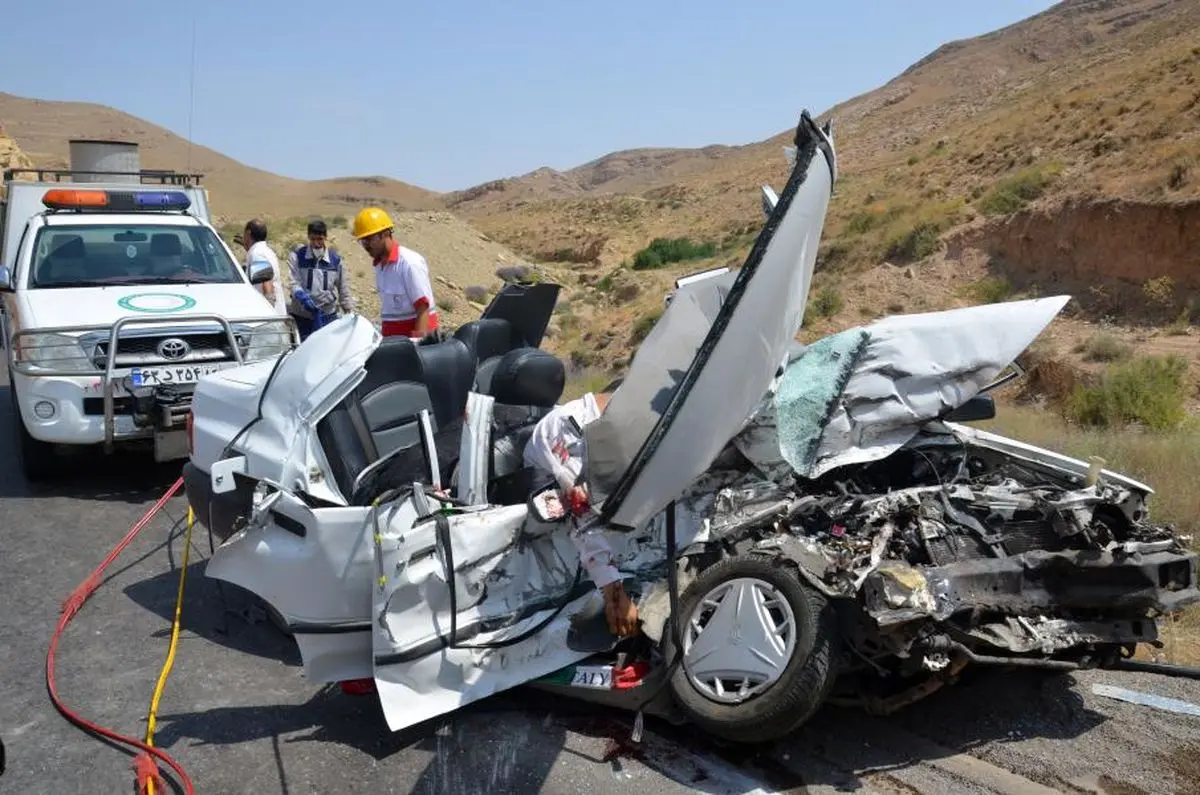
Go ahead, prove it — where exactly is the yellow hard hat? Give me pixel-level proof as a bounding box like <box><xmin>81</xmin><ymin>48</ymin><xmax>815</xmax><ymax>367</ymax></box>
<box><xmin>351</xmin><ymin>207</ymin><xmax>394</xmax><ymax>239</ymax></box>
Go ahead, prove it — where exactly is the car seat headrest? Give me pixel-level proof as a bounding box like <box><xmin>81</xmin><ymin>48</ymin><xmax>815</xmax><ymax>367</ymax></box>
<box><xmin>488</xmin><ymin>347</ymin><xmax>565</xmax><ymax>407</ymax></box>
<box><xmin>150</xmin><ymin>233</ymin><xmax>183</xmax><ymax>257</ymax></box>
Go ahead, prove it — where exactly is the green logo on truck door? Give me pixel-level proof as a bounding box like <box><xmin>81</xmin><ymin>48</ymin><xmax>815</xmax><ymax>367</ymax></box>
<box><xmin>117</xmin><ymin>292</ymin><xmax>198</xmax><ymax>314</ymax></box>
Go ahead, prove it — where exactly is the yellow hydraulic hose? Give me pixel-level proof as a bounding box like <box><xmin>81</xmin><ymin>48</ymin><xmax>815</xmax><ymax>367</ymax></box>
<box><xmin>143</xmin><ymin>507</ymin><xmax>195</xmax><ymax>795</ymax></box>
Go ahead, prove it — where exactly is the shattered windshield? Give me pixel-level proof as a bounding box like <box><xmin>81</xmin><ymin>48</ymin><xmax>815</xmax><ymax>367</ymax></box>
<box><xmin>29</xmin><ymin>224</ymin><xmax>244</xmax><ymax>289</ymax></box>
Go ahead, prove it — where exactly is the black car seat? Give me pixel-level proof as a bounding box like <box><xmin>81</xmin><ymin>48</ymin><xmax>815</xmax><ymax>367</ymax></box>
<box><xmin>316</xmin><ymin>336</ymin><xmax>475</xmax><ymax>503</ymax></box>
<box><xmin>485</xmin><ymin>347</ymin><xmax>567</xmax><ymax>505</ymax></box>
<box><xmin>452</xmin><ymin>318</ymin><xmax>525</xmax><ymax>394</ymax></box>
<box><xmin>149</xmin><ymin>233</ymin><xmax>185</xmax><ymax>276</ymax></box>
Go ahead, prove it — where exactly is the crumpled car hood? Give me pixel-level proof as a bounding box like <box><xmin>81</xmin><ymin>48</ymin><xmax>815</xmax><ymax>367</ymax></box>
<box><xmin>224</xmin><ymin>313</ymin><xmax>381</xmax><ymax>501</ymax></box>
<box><xmin>774</xmin><ymin>295</ymin><xmax>1070</xmax><ymax>480</ymax></box>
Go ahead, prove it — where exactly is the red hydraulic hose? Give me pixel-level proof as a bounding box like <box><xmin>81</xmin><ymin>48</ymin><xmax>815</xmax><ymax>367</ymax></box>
<box><xmin>45</xmin><ymin>476</ymin><xmax>197</xmax><ymax>795</ymax></box>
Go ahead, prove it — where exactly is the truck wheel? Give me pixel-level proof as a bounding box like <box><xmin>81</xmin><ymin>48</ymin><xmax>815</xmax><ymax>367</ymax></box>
<box><xmin>661</xmin><ymin>555</ymin><xmax>840</xmax><ymax>744</ymax></box>
<box><xmin>10</xmin><ymin>388</ymin><xmax>57</xmax><ymax>482</ymax></box>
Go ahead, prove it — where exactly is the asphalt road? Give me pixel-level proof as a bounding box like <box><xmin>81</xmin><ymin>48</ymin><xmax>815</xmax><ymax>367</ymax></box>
<box><xmin>2</xmin><ymin>367</ymin><xmax>1200</xmax><ymax>795</ymax></box>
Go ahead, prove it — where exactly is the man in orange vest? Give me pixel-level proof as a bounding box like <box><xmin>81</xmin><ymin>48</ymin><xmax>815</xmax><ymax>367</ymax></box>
<box><xmin>352</xmin><ymin>207</ymin><xmax>439</xmax><ymax>339</ymax></box>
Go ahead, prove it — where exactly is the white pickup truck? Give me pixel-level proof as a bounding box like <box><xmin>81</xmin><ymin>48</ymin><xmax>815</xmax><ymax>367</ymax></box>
<box><xmin>0</xmin><ymin>169</ymin><xmax>298</xmax><ymax>480</ymax></box>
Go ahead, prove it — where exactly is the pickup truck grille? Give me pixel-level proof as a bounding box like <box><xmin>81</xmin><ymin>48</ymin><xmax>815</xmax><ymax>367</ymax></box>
<box><xmin>91</xmin><ymin>332</ymin><xmax>238</xmax><ymax>369</ymax></box>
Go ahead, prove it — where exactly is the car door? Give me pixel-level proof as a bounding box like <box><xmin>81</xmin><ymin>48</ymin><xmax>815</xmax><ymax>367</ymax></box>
<box><xmin>369</xmin><ymin>501</ymin><xmax>594</xmax><ymax>732</ymax></box>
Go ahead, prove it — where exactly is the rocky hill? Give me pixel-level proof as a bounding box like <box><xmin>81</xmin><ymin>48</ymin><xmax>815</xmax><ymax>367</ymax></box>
<box><xmin>435</xmin><ymin>0</ymin><xmax>1200</xmax><ymax>401</ymax></box>
<box><xmin>0</xmin><ymin>122</ymin><xmax>31</xmax><ymax>173</ymax></box>
<box><xmin>0</xmin><ymin>92</ymin><xmax>442</xmax><ymax>218</ymax></box>
<box><xmin>450</xmin><ymin>0</ymin><xmax>1200</xmax><ymax>268</ymax></box>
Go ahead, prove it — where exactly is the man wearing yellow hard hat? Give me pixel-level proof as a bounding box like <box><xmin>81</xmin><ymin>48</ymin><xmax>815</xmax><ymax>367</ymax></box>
<box><xmin>351</xmin><ymin>206</ymin><xmax>440</xmax><ymax>339</ymax></box>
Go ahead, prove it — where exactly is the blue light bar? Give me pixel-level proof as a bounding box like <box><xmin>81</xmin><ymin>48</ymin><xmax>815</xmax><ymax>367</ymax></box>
<box><xmin>40</xmin><ymin>189</ymin><xmax>193</xmax><ymax>213</ymax></box>
<box><xmin>133</xmin><ymin>191</ymin><xmax>192</xmax><ymax>211</ymax></box>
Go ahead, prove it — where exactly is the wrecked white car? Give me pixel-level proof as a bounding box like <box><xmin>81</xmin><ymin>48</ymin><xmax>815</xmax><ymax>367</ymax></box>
<box><xmin>182</xmin><ymin>111</ymin><xmax>1200</xmax><ymax>744</ymax></box>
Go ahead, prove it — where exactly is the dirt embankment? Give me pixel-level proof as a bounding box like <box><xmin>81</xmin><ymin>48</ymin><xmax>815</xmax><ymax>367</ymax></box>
<box><xmin>947</xmin><ymin>197</ymin><xmax>1200</xmax><ymax>324</ymax></box>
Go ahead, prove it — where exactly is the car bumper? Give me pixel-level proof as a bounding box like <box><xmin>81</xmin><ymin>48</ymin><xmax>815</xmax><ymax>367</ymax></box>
<box><xmin>10</xmin><ymin>372</ymin><xmax>137</xmax><ymax>444</ymax></box>
<box><xmin>10</xmin><ymin>371</ymin><xmax>192</xmax><ymax>452</ymax></box>
<box><xmin>182</xmin><ymin>461</ymin><xmax>255</xmax><ymax>543</ymax></box>
<box><xmin>864</xmin><ymin>547</ymin><xmax>1200</xmax><ymax>628</ymax></box>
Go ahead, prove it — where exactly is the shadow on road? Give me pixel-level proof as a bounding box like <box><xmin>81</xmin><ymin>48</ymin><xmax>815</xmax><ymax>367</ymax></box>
<box><xmin>0</xmin><ymin>385</ymin><xmax>184</xmax><ymax>503</ymax></box>
<box><xmin>123</xmin><ymin>560</ymin><xmax>301</xmax><ymax>667</ymax></box>
<box><xmin>138</xmin><ymin>655</ymin><xmax>1109</xmax><ymax>794</ymax></box>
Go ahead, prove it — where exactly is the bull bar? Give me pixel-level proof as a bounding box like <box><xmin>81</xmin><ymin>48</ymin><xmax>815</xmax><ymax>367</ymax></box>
<box><xmin>7</xmin><ymin>313</ymin><xmax>297</xmax><ymax>452</ymax></box>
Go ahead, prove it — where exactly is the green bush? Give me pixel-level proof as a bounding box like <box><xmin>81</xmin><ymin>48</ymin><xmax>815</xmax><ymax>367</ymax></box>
<box><xmin>808</xmin><ymin>286</ymin><xmax>845</xmax><ymax>319</ymax></box>
<box><xmin>978</xmin><ymin>167</ymin><xmax>1057</xmax><ymax>216</ymax></box>
<box><xmin>884</xmin><ymin>221</ymin><xmax>941</xmax><ymax>263</ymax></box>
<box><xmin>631</xmin><ymin>237</ymin><xmax>716</xmax><ymax>271</ymax></box>
<box><xmin>966</xmin><ymin>275</ymin><xmax>1012</xmax><ymax>304</ymax></box>
<box><xmin>1076</xmin><ymin>332</ymin><xmax>1132</xmax><ymax>363</ymax></box>
<box><xmin>844</xmin><ymin>211</ymin><xmax>879</xmax><ymax>235</ymax></box>
<box><xmin>1066</xmin><ymin>355</ymin><xmax>1190</xmax><ymax>430</ymax></box>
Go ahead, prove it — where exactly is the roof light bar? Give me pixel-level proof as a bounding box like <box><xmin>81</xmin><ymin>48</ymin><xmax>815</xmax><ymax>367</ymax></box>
<box><xmin>41</xmin><ymin>189</ymin><xmax>192</xmax><ymax>212</ymax></box>
<box><xmin>42</xmin><ymin>189</ymin><xmax>109</xmax><ymax>209</ymax></box>
<box><xmin>133</xmin><ymin>191</ymin><xmax>192</xmax><ymax>210</ymax></box>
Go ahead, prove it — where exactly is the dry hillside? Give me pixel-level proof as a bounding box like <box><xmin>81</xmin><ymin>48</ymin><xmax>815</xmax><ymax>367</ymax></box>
<box><xmin>437</xmin><ymin>0</ymin><xmax>1200</xmax><ymax>385</ymax></box>
<box><xmin>0</xmin><ymin>92</ymin><xmax>441</xmax><ymax>217</ymax></box>
<box><xmin>2</xmin><ymin>0</ymin><xmax>1197</xmax><ymax>380</ymax></box>
<box><xmin>451</xmin><ymin>0</ymin><xmax>1200</xmax><ymax>267</ymax></box>
<box><xmin>0</xmin><ymin>122</ymin><xmax>32</xmax><ymax>173</ymax></box>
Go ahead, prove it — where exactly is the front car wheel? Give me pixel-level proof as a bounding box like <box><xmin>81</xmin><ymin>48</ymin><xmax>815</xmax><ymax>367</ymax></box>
<box><xmin>662</xmin><ymin>554</ymin><xmax>840</xmax><ymax>743</ymax></box>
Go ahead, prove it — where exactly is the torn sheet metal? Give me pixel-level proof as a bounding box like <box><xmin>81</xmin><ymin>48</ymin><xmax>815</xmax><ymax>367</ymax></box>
<box><xmin>191</xmin><ymin>313</ymin><xmax>382</xmax><ymax>504</ymax></box>
<box><xmin>966</xmin><ymin>617</ymin><xmax>1158</xmax><ymax>655</ymax></box>
<box><xmin>457</xmin><ymin>391</ymin><xmax>494</xmax><ymax>506</ymax></box>
<box><xmin>779</xmin><ymin>296</ymin><xmax>1070</xmax><ymax>480</ymax></box>
<box><xmin>1091</xmin><ymin>683</ymin><xmax>1200</xmax><ymax>717</ymax></box>
<box><xmin>584</xmin><ymin>113</ymin><xmax>835</xmax><ymax>531</ymax></box>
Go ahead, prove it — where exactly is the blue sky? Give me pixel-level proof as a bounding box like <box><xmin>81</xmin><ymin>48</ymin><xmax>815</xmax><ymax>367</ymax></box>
<box><xmin>2</xmin><ymin>1</ymin><xmax>1058</xmax><ymax>192</ymax></box>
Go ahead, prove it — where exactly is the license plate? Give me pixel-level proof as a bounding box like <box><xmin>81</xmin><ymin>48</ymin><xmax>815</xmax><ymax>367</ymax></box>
<box><xmin>130</xmin><ymin>364</ymin><xmax>224</xmax><ymax>387</ymax></box>
<box><xmin>570</xmin><ymin>665</ymin><xmax>614</xmax><ymax>690</ymax></box>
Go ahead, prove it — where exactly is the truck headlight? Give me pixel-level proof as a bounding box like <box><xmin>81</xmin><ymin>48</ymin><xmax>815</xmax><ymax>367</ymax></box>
<box><xmin>241</xmin><ymin>320</ymin><xmax>295</xmax><ymax>362</ymax></box>
<box><xmin>14</xmin><ymin>333</ymin><xmax>93</xmax><ymax>372</ymax></box>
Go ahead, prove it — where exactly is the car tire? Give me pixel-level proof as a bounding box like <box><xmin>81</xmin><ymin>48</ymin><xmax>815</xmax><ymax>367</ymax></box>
<box><xmin>661</xmin><ymin>554</ymin><xmax>840</xmax><ymax>744</ymax></box>
<box><xmin>9</xmin><ymin>386</ymin><xmax>57</xmax><ymax>482</ymax></box>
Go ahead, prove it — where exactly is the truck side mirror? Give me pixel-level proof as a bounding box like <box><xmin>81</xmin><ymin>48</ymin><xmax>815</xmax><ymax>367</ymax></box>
<box><xmin>248</xmin><ymin>261</ymin><xmax>274</xmax><ymax>285</ymax></box>
<box><xmin>0</xmin><ymin>265</ymin><xmax>13</xmax><ymax>292</ymax></box>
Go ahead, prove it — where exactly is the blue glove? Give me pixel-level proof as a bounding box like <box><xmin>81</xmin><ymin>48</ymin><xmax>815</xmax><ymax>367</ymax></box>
<box><xmin>294</xmin><ymin>288</ymin><xmax>318</xmax><ymax>313</ymax></box>
<box><xmin>312</xmin><ymin>310</ymin><xmax>326</xmax><ymax>331</ymax></box>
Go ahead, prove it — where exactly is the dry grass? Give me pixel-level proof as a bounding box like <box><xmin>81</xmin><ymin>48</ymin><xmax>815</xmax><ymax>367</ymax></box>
<box><xmin>562</xmin><ymin>367</ymin><xmax>614</xmax><ymax>402</ymax></box>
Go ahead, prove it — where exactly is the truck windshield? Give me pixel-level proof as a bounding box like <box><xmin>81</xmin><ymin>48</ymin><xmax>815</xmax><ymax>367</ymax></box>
<box><xmin>28</xmin><ymin>223</ymin><xmax>245</xmax><ymax>289</ymax></box>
